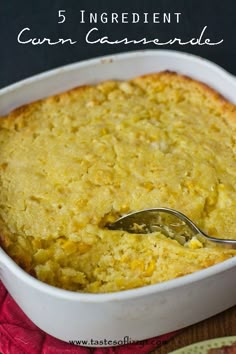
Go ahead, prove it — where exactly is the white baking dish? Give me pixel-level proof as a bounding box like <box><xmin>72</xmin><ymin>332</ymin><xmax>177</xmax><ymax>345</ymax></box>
<box><xmin>0</xmin><ymin>50</ymin><xmax>236</xmax><ymax>346</ymax></box>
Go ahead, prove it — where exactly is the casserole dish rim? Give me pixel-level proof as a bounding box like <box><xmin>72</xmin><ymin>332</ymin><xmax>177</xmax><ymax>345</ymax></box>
<box><xmin>0</xmin><ymin>49</ymin><xmax>235</xmax><ymax>107</ymax></box>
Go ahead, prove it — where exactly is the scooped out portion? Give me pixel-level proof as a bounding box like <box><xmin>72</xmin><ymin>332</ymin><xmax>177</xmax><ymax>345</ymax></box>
<box><xmin>0</xmin><ymin>72</ymin><xmax>236</xmax><ymax>293</ymax></box>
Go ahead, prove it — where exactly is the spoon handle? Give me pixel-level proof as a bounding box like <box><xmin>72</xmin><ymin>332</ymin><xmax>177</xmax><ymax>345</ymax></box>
<box><xmin>199</xmin><ymin>230</ymin><xmax>236</xmax><ymax>249</ymax></box>
<box><xmin>162</xmin><ymin>208</ymin><xmax>236</xmax><ymax>249</ymax></box>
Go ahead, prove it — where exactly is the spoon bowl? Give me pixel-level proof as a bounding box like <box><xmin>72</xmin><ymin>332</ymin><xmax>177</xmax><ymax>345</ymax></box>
<box><xmin>107</xmin><ymin>207</ymin><xmax>236</xmax><ymax>249</ymax></box>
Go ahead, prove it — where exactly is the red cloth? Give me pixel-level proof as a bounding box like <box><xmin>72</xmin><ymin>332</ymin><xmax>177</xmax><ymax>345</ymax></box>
<box><xmin>0</xmin><ymin>281</ymin><xmax>178</xmax><ymax>354</ymax></box>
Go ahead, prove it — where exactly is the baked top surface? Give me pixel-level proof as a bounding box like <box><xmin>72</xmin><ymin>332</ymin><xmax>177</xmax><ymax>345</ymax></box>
<box><xmin>0</xmin><ymin>72</ymin><xmax>236</xmax><ymax>293</ymax></box>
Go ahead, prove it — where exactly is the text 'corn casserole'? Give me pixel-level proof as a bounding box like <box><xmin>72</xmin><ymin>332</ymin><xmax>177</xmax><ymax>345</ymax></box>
<box><xmin>0</xmin><ymin>72</ymin><xmax>236</xmax><ymax>293</ymax></box>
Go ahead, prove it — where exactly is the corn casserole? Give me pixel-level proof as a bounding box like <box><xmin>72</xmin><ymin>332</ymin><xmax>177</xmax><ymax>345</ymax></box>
<box><xmin>0</xmin><ymin>71</ymin><xmax>236</xmax><ymax>293</ymax></box>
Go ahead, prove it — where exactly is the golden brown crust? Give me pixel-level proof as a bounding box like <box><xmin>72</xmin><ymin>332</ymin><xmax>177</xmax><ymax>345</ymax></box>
<box><xmin>134</xmin><ymin>71</ymin><xmax>236</xmax><ymax>121</ymax></box>
<box><xmin>144</xmin><ymin>72</ymin><xmax>236</xmax><ymax>130</ymax></box>
<box><xmin>0</xmin><ymin>84</ymin><xmax>91</xmax><ymax>125</ymax></box>
<box><xmin>1</xmin><ymin>72</ymin><xmax>235</xmax><ymax>125</ymax></box>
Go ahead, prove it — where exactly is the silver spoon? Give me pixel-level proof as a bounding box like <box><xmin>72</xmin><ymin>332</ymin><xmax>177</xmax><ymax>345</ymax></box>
<box><xmin>107</xmin><ymin>207</ymin><xmax>236</xmax><ymax>249</ymax></box>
